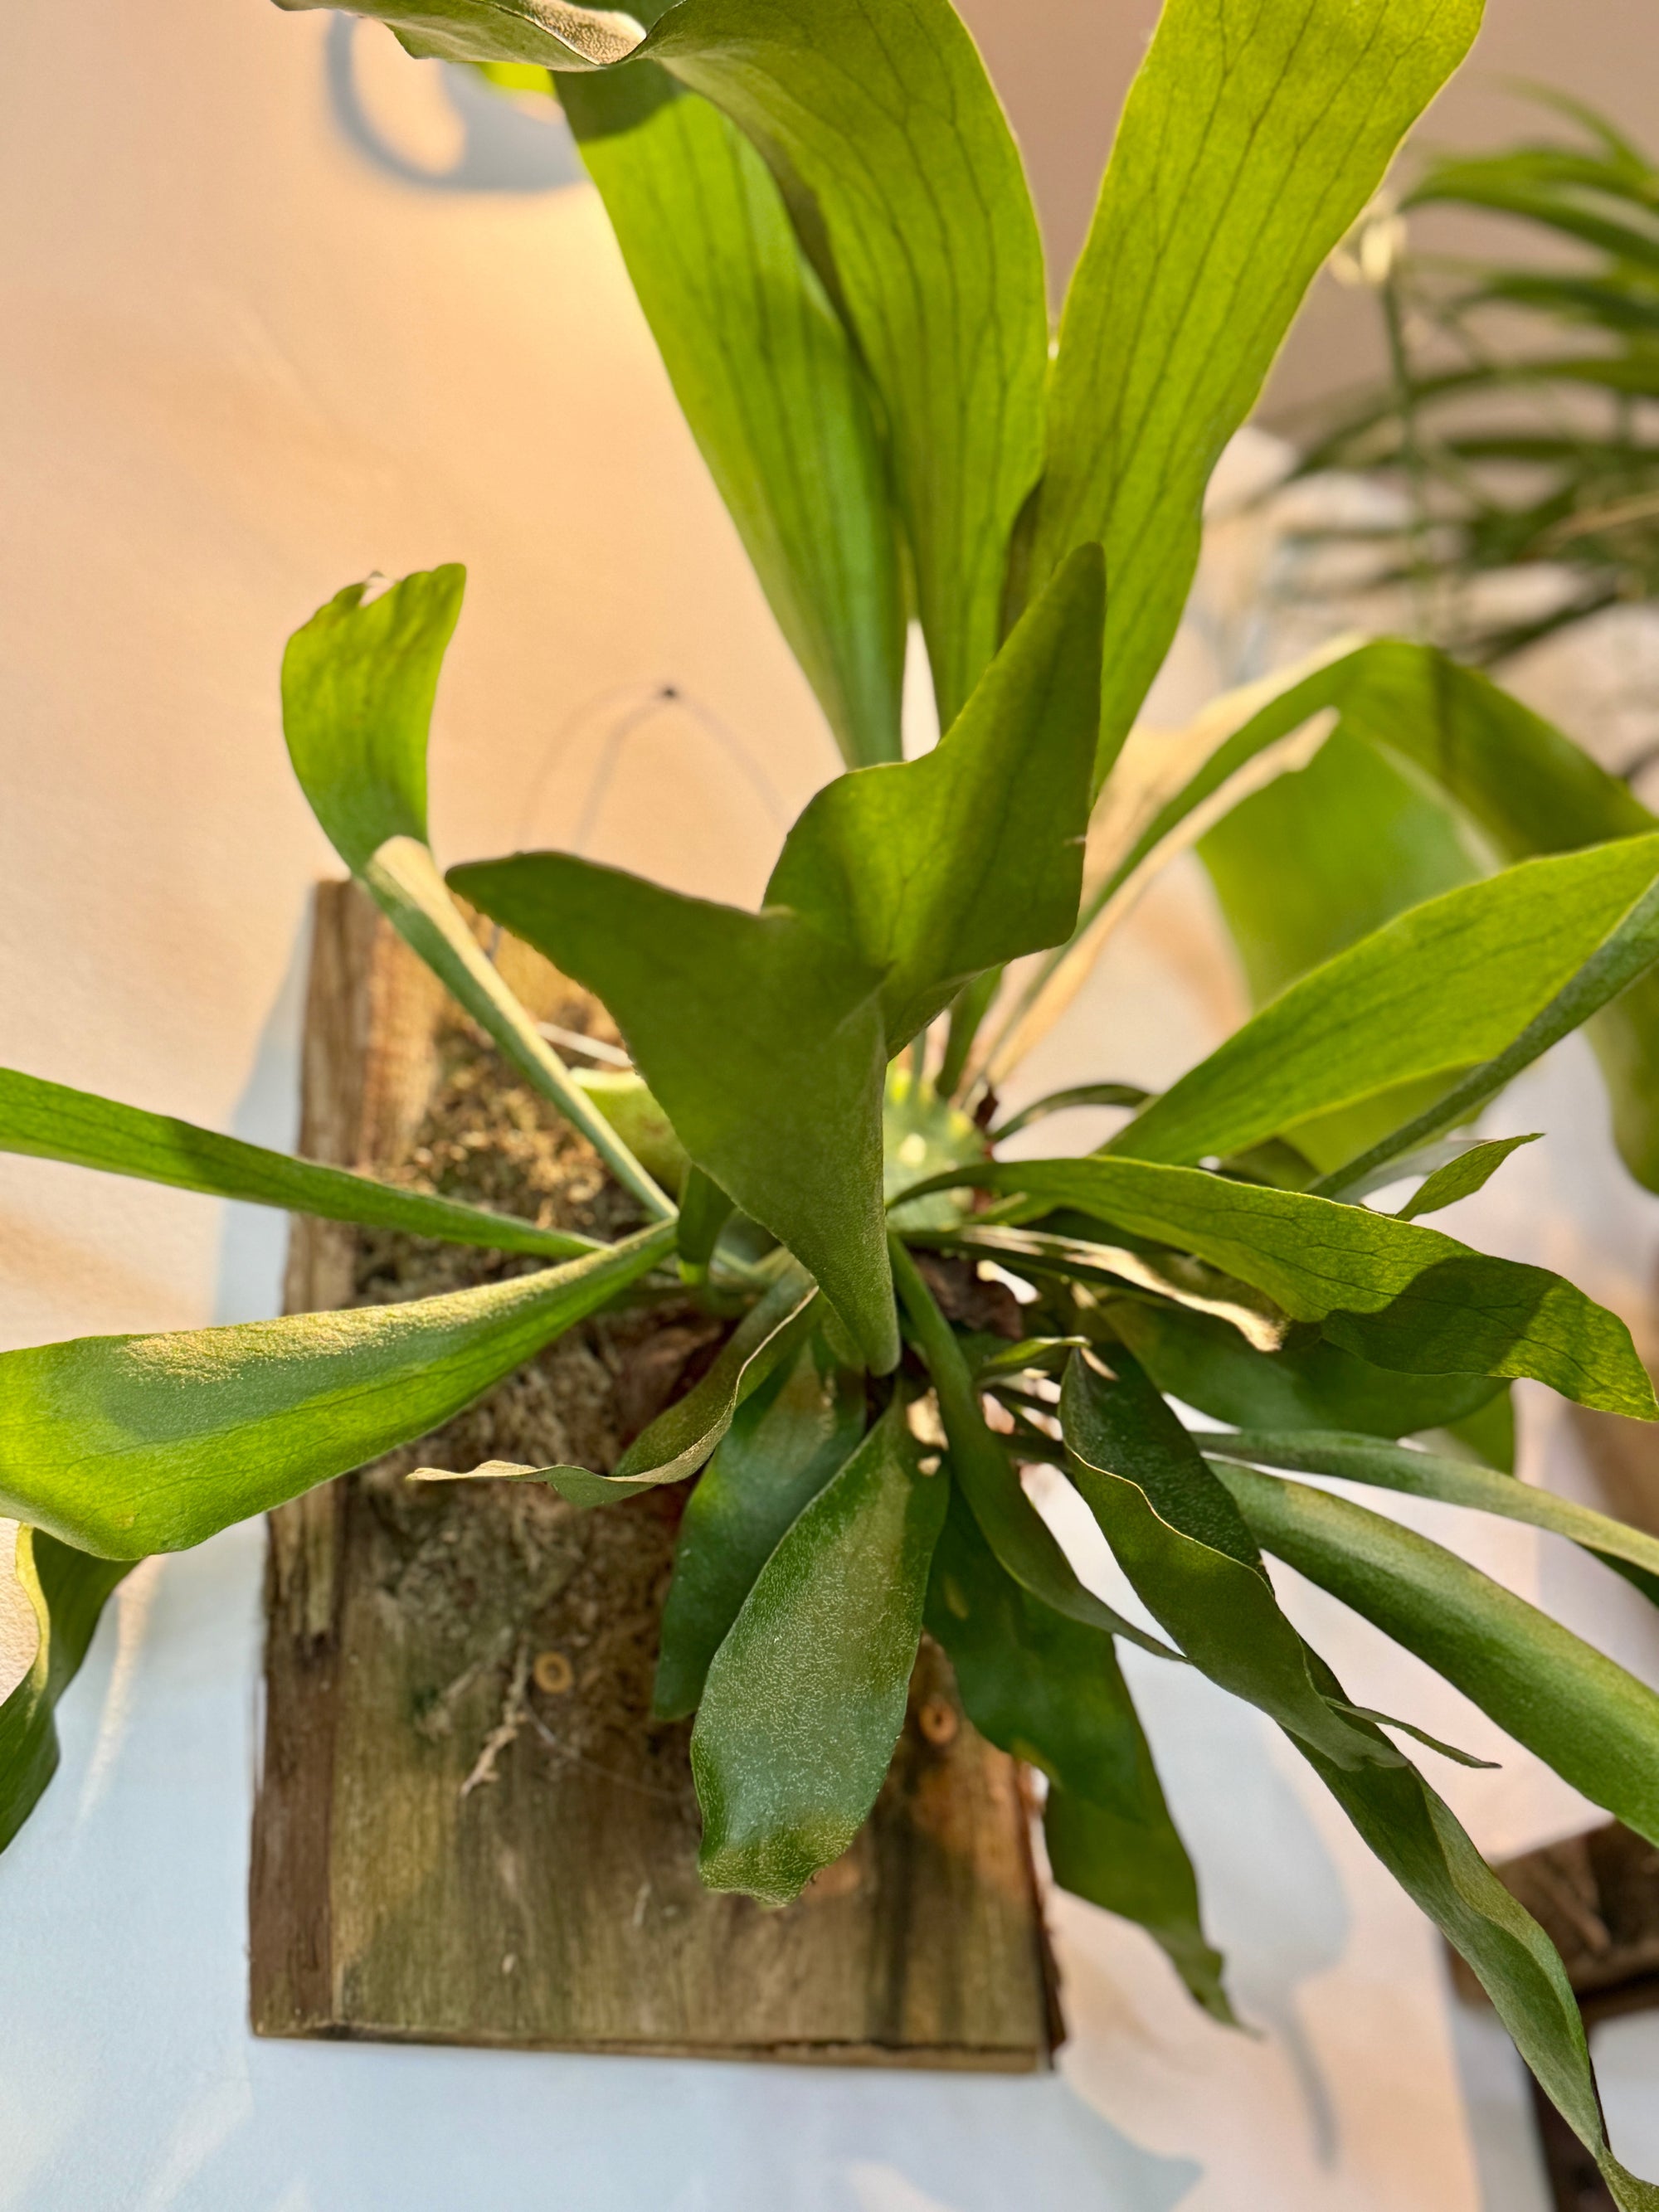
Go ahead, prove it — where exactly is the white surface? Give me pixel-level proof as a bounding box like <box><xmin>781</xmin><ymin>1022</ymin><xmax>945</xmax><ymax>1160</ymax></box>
<box><xmin>1</xmin><ymin>2</ymin><xmax>1655</xmax><ymax>2206</ymax></box>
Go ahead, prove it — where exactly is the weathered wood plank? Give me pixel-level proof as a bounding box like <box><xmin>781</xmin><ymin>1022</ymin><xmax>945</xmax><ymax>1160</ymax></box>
<box><xmin>250</xmin><ymin>882</ymin><xmax>1058</xmax><ymax>2066</ymax></box>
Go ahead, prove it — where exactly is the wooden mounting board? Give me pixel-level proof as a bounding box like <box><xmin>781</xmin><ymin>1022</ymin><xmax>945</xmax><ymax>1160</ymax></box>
<box><xmin>248</xmin><ymin>881</ymin><xmax>1059</xmax><ymax>2068</ymax></box>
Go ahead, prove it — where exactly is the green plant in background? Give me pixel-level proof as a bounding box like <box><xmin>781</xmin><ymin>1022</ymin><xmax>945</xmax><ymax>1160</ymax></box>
<box><xmin>4</xmin><ymin>0</ymin><xmax>1659</xmax><ymax>2195</ymax></box>
<box><xmin>1301</xmin><ymin>92</ymin><xmax>1659</xmax><ymax>671</ymax></box>
<box><xmin>1184</xmin><ymin>95</ymin><xmax>1659</xmax><ymax>1209</ymax></box>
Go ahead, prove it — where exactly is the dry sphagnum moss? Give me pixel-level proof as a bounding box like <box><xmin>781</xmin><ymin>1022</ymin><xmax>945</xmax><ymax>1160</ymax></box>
<box><xmin>345</xmin><ymin>1016</ymin><xmax>726</xmax><ymax>1791</ymax></box>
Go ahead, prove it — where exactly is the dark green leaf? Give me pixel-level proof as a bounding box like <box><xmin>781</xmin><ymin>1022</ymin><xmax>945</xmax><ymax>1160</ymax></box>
<box><xmin>562</xmin><ymin>63</ymin><xmax>903</xmax><ymax>767</ymax></box>
<box><xmin>1209</xmin><ymin>1427</ymin><xmax>1659</xmax><ymax>1603</ymax></box>
<box><xmin>691</xmin><ymin>1398</ymin><xmax>946</xmax><ymax>1905</ymax></box>
<box><xmin>937</xmin><ymin>967</ymin><xmax>1004</xmax><ymax>1105</ymax></box>
<box><xmin>1110</xmin><ymin>1298</ymin><xmax>1506</xmax><ymax>1440</ymax></box>
<box><xmin>1442</xmin><ymin>1386</ymin><xmax>1517</xmax><ymax>1473</ymax></box>
<box><xmin>1029</xmin><ymin>0</ymin><xmax>1482</xmax><ymax>776</ymax></box>
<box><xmin>1113</xmin><ymin>835</ymin><xmax>1659</xmax><ymax>1170</ymax></box>
<box><xmin>929</xmin><ymin>1222</ymin><xmax>1291</xmax><ymax>1351</ymax></box>
<box><xmin>1044</xmin><ymin>1786</ymin><xmax>1235</xmax><ymax>2025</ymax></box>
<box><xmin>0</xmin><ymin>1529</ymin><xmax>131</xmax><ymax>1854</ymax></box>
<box><xmin>674</xmin><ymin>1163</ymin><xmax>735</xmax><ymax>1281</ymax></box>
<box><xmin>766</xmin><ymin>546</ymin><xmax>1103</xmax><ymax>1050</ymax></box>
<box><xmin>1293</xmin><ymin>1699</ymin><xmax>1659</xmax><ymax>2206</ymax></box>
<box><xmin>1219</xmin><ymin>1461</ymin><xmax>1659</xmax><ymax>1844</ymax></box>
<box><xmin>655</xmin><ymin>1336</ymin><xmax>865</xmax><ymax>1718</ymax></box>
<box><xmin>927</xmin><ymin>1478</ymin><xmax>1141</xmax><ymax>1806</ymax></box>
<box><xmin>888</xmin><ymin>1235</ymin><xmax>1175</xmax><ymax>1656</ymax></box>
<box><xmin>643</xmin><ymin>0</ymin><xmax>1049</xmax><ymax>732</ymax></box>
<box><xmin>283</xmin><ymin>569</ymin><xmax>673</xmax><ymax>1215</ymax></box>
<box><xmin>925</xmin><ymin>1482</ymin><xmax>1233</xmax><ymax>2020</ymax></box>
<box><xmin>907</xmin><ymin>1158</ymin><xmax>1659</xmax><ymax>1420</ymax></box>
<box><xmin>0</xmin><ymin>1223</ymin><xmax>674</xmax><ymax>1558</ymax></box>
<box><xmin>0</xmin><ymin>1064</ymin><xmax>599</xmax><ymax>1260</ymax></box>
<box><xmin>1058</xmin><ymin>1348</ymin><xmax>1389</xmax><ymax>1768</ymax></box>
<box><xmin>450</xmin><ymin>852</ymin><xmax>898</xmax><ymax>1369</ymax></box>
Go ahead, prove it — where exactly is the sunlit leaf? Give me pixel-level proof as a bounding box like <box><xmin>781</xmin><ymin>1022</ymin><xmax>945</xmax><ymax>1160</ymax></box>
<box><xmin>643</xmin><ymin>0</ymin><xmax>1049</xmax><ymax>732</ymax></box>
<box><xmin>1394</xmin><ymin>1134</ymin><xmax>1540</xmax><ymax>1219</ymax></box>
<box><xmin>766</xmin><ymin>546</ymin><xmax>1103</xmax><ymax>1049</ymax></box>
<box><xmin>419</xmin><ymin>1261</ymin><xmax>819</xmax><ymax>1505</ymax></box>
<box><xmin>1200</xmin><ymin>726</ymin><xmax>1481</xmax><ymax>1009</ymax></box>
<box><xmin>272</xmin><ymin>0</ymin><xmax>647</xmax><ymax>69</ymax></box>
<box><xmin>1113</xmin><ymin>835</ymin><xmax>1659</xmax><ymax>1171</ymax></box>
<box><xmin>1311</xmin><ymin>873</ymin><xmax>1659</xmax><ymax>1198</ymax></box>
<box><xmin>283</xmin><ymin>570</ymin><xmax>672</xmax><ymax>1217</ymax></box>
<box><xmin>1029</xmin><ymin>0</ymin><xmax>1482</xmax><ymax>776</ymax></box>
<box><xmin>0</xmin><ymin>1224</ymin><xmax>673</xmax><ymax>1558</ymax></box>
<box><xmin>1167</xmin><ymin>638</ymin><xmax>1659</xmax><ymax>1187</ymax></box>
<box><xmin>563</xmin><ymin>61</ymin><xmax>904</xmax><ymax>766</ymax></box>
<box><xmin>0</xmin><ymin>1529</ymin><xmax>131</xmax><ymax>1854</ymax></box>
<box><xmin>692</xmin><ymin>1398</ymin><xmax>946</xmax><ymax>1905</ymax></box>
<box><xmin>907</xmin><ymin>1157</ymin><xmax>1659</xmax><ymax>1419</ymax></box>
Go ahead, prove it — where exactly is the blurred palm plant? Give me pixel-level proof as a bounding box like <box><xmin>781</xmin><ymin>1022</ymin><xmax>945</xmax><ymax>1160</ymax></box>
<box><xmin>1296</xmin><ymin>93</ymin><xmax>1659</xmax><ymax>678</ymax></box>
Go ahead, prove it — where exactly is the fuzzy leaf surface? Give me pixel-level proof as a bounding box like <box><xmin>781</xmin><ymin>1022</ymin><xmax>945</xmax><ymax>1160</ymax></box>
<box><xmin>692</xmin><ymin>1400</ymin><xmax>946</xmax><ymax>1905</ymax></box>
<box><xmin>0</xmin><ymin>1225</ymin><xmax>673</xmax><ymax>1557</ymax></box>
<box><xmin>655</xmin><ymin>1339</ymin><xmax>865</xmax><ymax>1717</ymax></box>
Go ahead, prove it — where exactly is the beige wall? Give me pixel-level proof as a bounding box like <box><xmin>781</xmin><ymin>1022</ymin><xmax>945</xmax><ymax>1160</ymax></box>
<box><xmin>956</xmin><ymin>0</ymin><xmax>1659</xmax><ymax>416</ymax></box>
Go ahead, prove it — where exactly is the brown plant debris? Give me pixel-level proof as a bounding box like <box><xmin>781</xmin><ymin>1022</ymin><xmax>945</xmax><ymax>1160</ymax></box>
<box><xmin>346</xmin><ymin>1014</ymin><xmax>725</xmax><ymax>1810</ymax></box>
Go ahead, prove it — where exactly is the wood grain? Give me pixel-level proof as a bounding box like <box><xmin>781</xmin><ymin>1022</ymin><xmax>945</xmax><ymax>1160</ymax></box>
<box><xmin>249</xmin><ymin>882</ymin><xmax>1059</xmax><ymax>2067</ymax></box>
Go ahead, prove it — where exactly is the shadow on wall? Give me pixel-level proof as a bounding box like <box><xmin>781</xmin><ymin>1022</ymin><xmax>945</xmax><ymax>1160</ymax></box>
<box><xmin>325</xmin><ymin>16</ymin><xmax>585</xmax><ymax>194</ymax></box>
